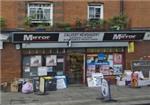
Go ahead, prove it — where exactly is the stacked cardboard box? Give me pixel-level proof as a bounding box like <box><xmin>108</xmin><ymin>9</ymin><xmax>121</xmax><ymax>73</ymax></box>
<box><xmin>10</xmin><ymin>80</ymin><xmax>18</xmax><ymax>92</ymax></box>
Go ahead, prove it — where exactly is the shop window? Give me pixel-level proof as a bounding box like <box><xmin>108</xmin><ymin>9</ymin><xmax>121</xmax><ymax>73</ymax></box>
<box><xmin>88</xmin><ymin>4</ymin><xmax>103</xmax><ymax>20</ymax></box>
<box><xmin>22</xmin><ymin>54</ymin><xmax>65</xmax><ymax>78</ymax></box>
<box><xmin>27</xmin><ymin>2</ymin><xmax>53</xmax><ymax>25</ymax></box>
<box><xmin>86</xmin><ymin>53</ymin><xmax>123</xmax><ymax>77</ymax></box>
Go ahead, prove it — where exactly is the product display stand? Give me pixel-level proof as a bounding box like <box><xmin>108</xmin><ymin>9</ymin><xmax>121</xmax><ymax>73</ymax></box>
<box><xmin>103</xmin><ymin>81</ymin><xmax>117</xmax><ymax>102</ymax></box>
<box><xmin>97</xmin><ymin>79</ymin><xmax>117</xmax><ymax>102</ymax></box>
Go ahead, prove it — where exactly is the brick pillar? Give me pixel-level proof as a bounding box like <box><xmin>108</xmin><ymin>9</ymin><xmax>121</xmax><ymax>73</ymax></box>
<box><xmin>1</xmin><ymin>43</ymin><xmax>21</xmax><ymax>83</ymax></box>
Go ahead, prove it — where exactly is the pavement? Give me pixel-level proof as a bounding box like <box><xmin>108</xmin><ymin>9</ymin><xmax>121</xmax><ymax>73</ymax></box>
<box><xmin>0</xmin><ymin>84</ymin><xmax>150</xmax><ymax>105</ymax></box>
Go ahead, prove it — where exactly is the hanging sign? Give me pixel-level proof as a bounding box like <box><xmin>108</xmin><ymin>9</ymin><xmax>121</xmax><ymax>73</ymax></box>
<box><xmin>128</xmin><ymin>41</ymin><xmax>135</xmax><ymax>53</ymax></box>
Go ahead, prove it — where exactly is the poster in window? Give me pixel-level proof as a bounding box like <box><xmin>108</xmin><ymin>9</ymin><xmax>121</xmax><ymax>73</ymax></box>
<box><xmin>98</xmin><ymin>53</ymin><xmax>106</xmax><ymax>60</ymax></box>
<box><xmin>47</xmin><ymin>67</ymin><xmax>53</xmax><ymax>72</ymax></box>
<box><xmin>108</xmin><ymin>60</ymin><xmax>113</xmax><ymax>68</ymax></box>
<box><xmin>108</xmin><ymin>54</ymin><xmax>113</xmax><ymax>60</ymax></box>
<box><xmin>46</xmin><ymin>55</ymin><xmax>57</xmax><ymax>66</ymax></box>
<box><xmin>30</xmin><ymin>56</ymin><xmax>42</xmax><ymax>67</ymax></box>
<box><xmin>57</xmin><ymin>58</ymin><xmax>64</xmax><ymax>63</ymax></box>
<box><xmin>87</xmin><ymin>64</ymin><xmax>95</xmax><ymax>77</ymax></box>
<box><xmin>38</xmin><ymin>67</ymin><xmax>47</xmax><ymax>76</ymax></box>
<box><xmin>113</xmin><ymin>65</ymin><xmax>123</xmax><ymax>75</ymax></box>
<box><xmin>87</xmin><ymin>56</ymin><xmax>94</xmax><ymax>64</ymax></box>
<box><xmin>24</xmin><ymin>67</ymin><xmax>30</xmax><ymax>72</ymax></box>
<box><xmin>99</xmin><ymin>65</ymin><xmax>112</xmax><ymax>75</ymax></box>
<box><xmin>113</xmin><ymin>53</ymin><xmax>122</xmax><ymax>64</ymax></box>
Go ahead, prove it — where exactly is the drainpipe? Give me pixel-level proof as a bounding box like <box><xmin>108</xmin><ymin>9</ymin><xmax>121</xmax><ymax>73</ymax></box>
<box><xmin>120</xmin><ymin>0</ymin><xmax>124</xmax><ymax>15</ymax></box>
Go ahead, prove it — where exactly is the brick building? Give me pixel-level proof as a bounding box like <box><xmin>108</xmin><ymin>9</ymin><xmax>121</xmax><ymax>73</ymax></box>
<box><xmin>0</xmin><ymin>0</ymin><xmax>150</xmax><ymax>84</ymax></box>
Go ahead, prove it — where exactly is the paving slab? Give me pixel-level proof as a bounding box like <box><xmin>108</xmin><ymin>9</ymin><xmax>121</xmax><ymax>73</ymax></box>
<box><xmin>1</xmin><ymin>85</ymin><xmax>150</xmax><ymax>105</ymax></box>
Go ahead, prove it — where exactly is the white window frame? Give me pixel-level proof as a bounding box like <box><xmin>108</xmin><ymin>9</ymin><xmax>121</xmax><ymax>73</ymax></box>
<box><xmin>87</xmin><ymin>5</ymin><xmax>104</xmax><ymax>20</ymax></box>
<box><xmin>27</xmin><ymin>3</ymin><xmax>53</xmax><ymax>25</ymax></box>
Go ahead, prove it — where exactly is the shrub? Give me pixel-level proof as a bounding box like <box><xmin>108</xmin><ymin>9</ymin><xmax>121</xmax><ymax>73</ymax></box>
<box><xmin>0</xmin><ymin>17</ymin><xmax>6</xmax><ymax>29</ymax></box>
<box><xmin>109</xmin><ymin>15</ymin><xmax>128</xmax><ymax>30</ymax></box>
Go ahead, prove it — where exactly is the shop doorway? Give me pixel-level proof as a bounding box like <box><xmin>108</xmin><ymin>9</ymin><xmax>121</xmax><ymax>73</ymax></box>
<box><xmin>66</xmin><ymin>53</ymin><xmax>85</xmax><ymax>84</ymax></box>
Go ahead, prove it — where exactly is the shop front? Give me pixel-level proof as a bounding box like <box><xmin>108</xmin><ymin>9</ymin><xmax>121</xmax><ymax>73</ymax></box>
<box><xmin>12</xmin><ymin>31</ymin><xmax>145</xmax><ymax>85</ymax></box>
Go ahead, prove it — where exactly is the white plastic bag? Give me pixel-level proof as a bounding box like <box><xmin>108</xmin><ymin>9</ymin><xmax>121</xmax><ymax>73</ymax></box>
<box><xmin>22</xmin><ymin>82</ymin><xmax>33</xmax><ymax>94</ymax></box>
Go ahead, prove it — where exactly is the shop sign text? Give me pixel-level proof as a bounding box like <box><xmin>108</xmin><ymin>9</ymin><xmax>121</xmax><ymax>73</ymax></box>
<box><xmin>12</xmin><ymin>32</ymin><xmax>59</xmax><ymax>43</ymax></box>
<box><xmin>23</xmin><ymin>34</ymin><xmax>51</xmax><ymax>41</ymax></box>
<box><xmin>113</xmin><ymin>34</ymin><xmax>136</xmax><ymax>40</ymax></box>
<box><xmin>103</xmin><ymin>32</ymin><xmax>145</xmax><ymax>41</ymax></box>
<box><xmin>59</xmin><ymin>32</ymin><xmax>104</xmax><ymax>42</ymax></box>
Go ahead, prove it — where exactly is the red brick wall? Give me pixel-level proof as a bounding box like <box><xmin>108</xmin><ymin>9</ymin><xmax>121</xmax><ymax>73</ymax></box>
<box><xmin>1</xmin><ymin>1</ymin><xmax>20</xmax><ymax>29</ymax></box>
<box><xmin>63</xmin><ymin>1</ymin><xmax>87</xmax><ymax>25</ymax></box>
<box><xmin>103</xmin><ymin>1</ymin><xmax>120</xmax><ymax>20</ymax></box>
<box><xmin>53</xmin><ymin>1</ymin><xmax>64</xmax><ymax>23</ymax></box>
<box><xmin>125</xmin><ymin>41</ymin><xmax>150</xmax><ymax>70</ymax></box>
<box><xmin>63</xmin><ymin>0</ymin><xmax>120</xmax><ymax>25</ymax></box>
<box><xmin>0</xmin><ymin>0</ymin><xmax>63</xmax><ymax>28</ymax></box>
<box><xmin>1</xmin><ymin>43</ymin><xmax>21</xmax><ymax>83</ymax></box>
<box><xmin>1</xmin><ymin>0</ymin><xmax>150</xmax><ymax>29</ymax></box>
<box><xmin>124</xmin><ymin>1</ymin><xmax>150</xmax><ymax>28</ymax></box>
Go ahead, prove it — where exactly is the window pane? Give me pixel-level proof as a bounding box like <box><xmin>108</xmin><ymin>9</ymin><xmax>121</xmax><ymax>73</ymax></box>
<box><xmin>44</xmin><ymin>9</ymin><xmax>50</xmax><ymax>20</ymax></box>
<box><xmin>28</xmin><ymin>3</ymin><xmax>52</xmax><ymax>23</ymax></box>
<box><xmin>95</xmin><ymin>8</ymin><xmax>100</xmax><ymax>18</ymax></box>
<box><xmin>89</xmin><ymin>7</ymin><xmax>94</xmax><ymax>18</ymax></box>
<box><xmin>96</xmin><ymin>8</ymin><xmax>100</xmax><ymax>14</ymax></box>
<box><xmin>88</xmin><ymin>5</ymin><xmax>103</xmax><ymax>19</ymax></box>
<box><xmin>37</xmin><ymin>8</ymin><xmax>43</xmax><ymax>20</ymax></box>
<box><xmin>30</xmin><ymin>8</ymin><xmax>36</xmax><ymax>19</ymax></box>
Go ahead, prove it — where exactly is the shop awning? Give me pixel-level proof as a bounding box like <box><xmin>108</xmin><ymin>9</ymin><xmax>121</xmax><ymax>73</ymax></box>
<box><xmin>22</xmin><ymin>42</ymin><xmax>128</xmax><ymax>49</ymax></box>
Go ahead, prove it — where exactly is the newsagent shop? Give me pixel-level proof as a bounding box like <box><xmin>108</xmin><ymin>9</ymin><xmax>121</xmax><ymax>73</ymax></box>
<box><xmin>1</xmin><ymin>31</ymin><xmax>150</xmax><ymax>86</ymax></box>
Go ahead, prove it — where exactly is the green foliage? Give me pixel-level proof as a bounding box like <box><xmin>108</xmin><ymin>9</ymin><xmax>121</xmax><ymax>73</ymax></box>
<box><xmin>64</xmin><ymin>27</ymin><xmax>72</xmax><ymax>32</ymax></box>
<box><xmin>37</xmin><ymin>23</ymin><xmax>46</xmax><ymax>28</ymax></box>
<box><xmin>75</xmin><ymin>18</ymin><xmax>82</xmax><ymax>28</ymax></box>
<box><xmin>55</xmin><ymin>22</ymin><xmax>70</xmax><ymax>28</ymax></box>
<box><xmin>23</xmin><ymin>16</ymin><xmax>32</xmax><ymax>28</ymax></box>
<box><xmin>109</xmin><ymin>15</ymin><xmax>128</xmax><ymax>30</ymax></box>
<box><xmin>86</xmin><ymin>19</ymin><xmax>106</xmax><ymax>29</ymax></box>
<box><xmin>0</xmin><ymin>17</ymin><xmax>6</xmax><ymax>29</ymax></box>
<box><xmin>54</xmin><ymin>22</ymin><xmax>72</xmax><ymax>31</ymax></box>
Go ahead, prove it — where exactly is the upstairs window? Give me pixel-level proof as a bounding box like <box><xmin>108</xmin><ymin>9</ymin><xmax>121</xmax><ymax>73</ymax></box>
<box><xmin>27</xmin><ymin>3</ymin><xmax>53</xmax><ymax>25</ymax></box>
<box><xmin>88</xmin><ymin>4</ymin><xmax>103</xmax><ymax>20</ymax></box>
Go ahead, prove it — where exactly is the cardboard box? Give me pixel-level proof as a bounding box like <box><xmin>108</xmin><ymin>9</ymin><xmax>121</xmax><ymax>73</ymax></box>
<box><xmin>10</xmin><ymin>81</ymin><xmax>18</xmax><ymax>92</ymax></box>
<box><xmin>138</xmin><ymin>79</ymin><xmax>150</xmax><ymax>86</ymax></box>
<box><xmin>117</xmin><ymin>80</ymin><xmax>125</xmax><ymax>86</ymax></box>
